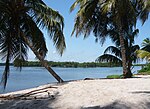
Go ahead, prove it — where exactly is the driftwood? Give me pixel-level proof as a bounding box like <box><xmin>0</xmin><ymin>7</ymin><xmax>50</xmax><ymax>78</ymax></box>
<box><xmin>0</xmin><ymin>86</ymin><xmax>57</xmax><ymax>100</ymax></box>
<box><xmin>84</xmin><ymin>78</ymin><xmax>95</xmax><ymax>80</ymax></box>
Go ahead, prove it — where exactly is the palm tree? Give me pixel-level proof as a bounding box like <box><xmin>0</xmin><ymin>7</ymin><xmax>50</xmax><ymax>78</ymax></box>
<box><xmin>71</xmin><ymin>0</ymin><xmax>138</xmax><ymax>78</ymax></box>
<box><xmin>0</xmin><ymin>0</ymin><xmax>66</xmax><ymax>88</ymax></box>
<box><xmin>137</xmin><ymin>38</ymin><xmax>150</xmax><ymax>61</ymax></box>
<box><xmin>97</xmin><ymin>44</ymin><xmax>139</xmax><ymax>70</ymax></box>
<box><xmin>96</xmin><ymin>29</ymin><xmax>140</xmax><ymax>75</ymax></box>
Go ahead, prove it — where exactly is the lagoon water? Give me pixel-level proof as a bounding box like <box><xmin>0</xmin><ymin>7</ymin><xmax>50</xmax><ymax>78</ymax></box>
<box><xmin>0</xmin><ymin>66</ymin><xmax>141</xmax><ymax>93</ymax></box>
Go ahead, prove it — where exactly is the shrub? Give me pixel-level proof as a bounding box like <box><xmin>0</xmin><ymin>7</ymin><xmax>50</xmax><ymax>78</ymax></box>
<box><xmin>106</xmin><ymin>75</ymin><xmax>123</xmax><ymax>79</ymax></box>
<box><xmin>138</xmin><ymin>64</ymin><xmax>150</xmax><ymax>75</ymax></box>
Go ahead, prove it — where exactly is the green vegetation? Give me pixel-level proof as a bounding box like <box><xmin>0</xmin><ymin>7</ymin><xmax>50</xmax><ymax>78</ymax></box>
<box><xmin>0</xmin><ymin>0</ymin><xmax>66</xmax><ymax>88</ymax></box>
<box><xmin>138</xmin><ymin>64</ymin><xmax>150</xmax><ymax>75</ymax></box>
<box><xmin>70</xmin><ymin>0</ymin><xmax>148</xmax><ymax>78</ymax></box>
<box><xmin>133</xmin><ymin>64</ymin><xmax>146</xmax><ymax>66</ymax></box>
<box><xmin>107</xmin><ymin>75</ymin><xmax>123</xmax><ymax>79</ymax></box>
<box><xmin>0</xmin><ymin>0</ymin><xmax>149</xmax><ymax>89</ymax></box>
<box><xmin>137</xmin><ymin>38</ymin><xmax>150</xmax><ymax>61</ymax></box>
<box><xmin>136</xmin><ymin>38</ymin><xmax>150</xmax><ymax>75</ymax></box>
<box><xmin>13</xmin><ymin>61</ymin><xmax>121</xmax><ymax>68</ymax></box>
<box><xmin>96</xmin><ymin>29</ymin><xmax>140</xmax><ymax>78</ymax></box>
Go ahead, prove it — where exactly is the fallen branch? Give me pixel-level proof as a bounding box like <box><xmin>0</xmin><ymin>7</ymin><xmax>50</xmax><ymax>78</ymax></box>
<box><xmin>0</xmin><ymin>86</ymin><xmax>57</xmax><ymax>100</ymax></box>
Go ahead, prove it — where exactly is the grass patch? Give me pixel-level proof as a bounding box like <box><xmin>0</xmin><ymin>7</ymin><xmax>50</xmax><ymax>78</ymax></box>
<box><xmin>137</xmin><ymin>71</ymin><xmax>150</xmax><ymax>75</ymax></box>
<box><xmin>106</xmin><ymin>75</ymin><xmax>123</xmax><ymax>79</ymax></box>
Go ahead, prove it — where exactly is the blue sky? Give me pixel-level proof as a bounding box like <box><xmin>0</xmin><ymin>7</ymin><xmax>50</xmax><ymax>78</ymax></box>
<box><xmin>28</xmin><ymin>0</ymin><xmax>150</xmax><ymax>63</ymax></box>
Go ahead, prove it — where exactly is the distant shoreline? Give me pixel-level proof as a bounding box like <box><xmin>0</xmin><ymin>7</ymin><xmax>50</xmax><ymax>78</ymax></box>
<box><xmin>0</xmin><ymin>62</ymin><xmax>144</xmax><ymax>68</ymax></box>
<box><xmin>12</xmin><ymin>61</ymin><xmax>144</xmax><ymax>68</ymax></box>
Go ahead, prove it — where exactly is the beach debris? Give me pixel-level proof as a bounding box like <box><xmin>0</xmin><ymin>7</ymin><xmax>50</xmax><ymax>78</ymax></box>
<box><xmin>84</xmin><ymin>78</ymin><xmax>95</xmax><ymax>80</ymax></box>
<box><xmin>0</xmin><ymin>86</ymin><xmax>58</xmax><ymax>100</ymax></box>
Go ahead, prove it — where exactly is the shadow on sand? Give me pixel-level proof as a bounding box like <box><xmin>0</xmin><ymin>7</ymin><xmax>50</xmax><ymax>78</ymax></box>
<box><xmin>132</xmin><ymin>91</ymin><xmax>150</xmax><ymax>95</ymax></box>
<box><xmin>1</xmin><ymin>89</ymin><xmax>150</xmax><ymax>109</ymax></box>
<box><xmin>81</xmin><ymin>100</ymin><xmax>150</xmax><ymax>109</ymax></box>
<box><xmin>1</xmin><ymin>98</ymin><xmax>150</xmax><ymax>109</ymax></box>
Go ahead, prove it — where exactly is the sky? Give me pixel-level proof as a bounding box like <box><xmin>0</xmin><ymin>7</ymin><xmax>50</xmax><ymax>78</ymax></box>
<box><xmin>28</xmin><ymin>0</ymin><xmax>150</xmax><ymax>63</ymax></box>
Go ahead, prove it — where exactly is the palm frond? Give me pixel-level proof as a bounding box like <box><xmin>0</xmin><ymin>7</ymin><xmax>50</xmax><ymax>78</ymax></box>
<box><xmin>136</xmin><ymin>50</ymin><xmax>150</xmax><ymax>61</ymax></box>
<box><xmin>29</xmin><ymin>2</ymin><xmax>66</xmax><ymax>55</ymax></box>
<box><xmin>71</xmin><ymin>0</ymin><xmax>110</xmax><ymax>44</ymax></box>
<box><xmin>1</xmin><ymin>53</ymin><xmax>10</xmax><ymax>89</ymax></box>
<box><xmin>22</xmin><ymin>14</ymin><xmax>47</xmax><ymax>58</ymax></box>
<box><xmin>132</xmin><ymin>29</ymin><xmax>139</xmax><ymax>37</ymax></box>
<box><xmin>104</xmin><ymin>46</ymin><xmax>122</xmax><ymax>58</ymax></box>
<box><xmin>0</xmin><ymin>27</ymin><xmax>11</xmax><ymax>89</ymax></box>
<box><xmin>139</xmin><ymin>0</ymin><xmax>150</xmax><ymax>24</ymax></box>
<box><xmin>131</xmin><ymin>45</ymin><xmax>140</xmax><ymax>52</ymax></box>
<box><xmin>70</xmin><ymin>0</ymin><xmax>87</xmax><ymax>12</ymax></box>
<box><xmin>96</xmin><ymin>54</ymin><xmax>122</xmax><ymax>64</ymax></box>
<box><xmin>141</xmin><ymin>38</ymin><xmax>150</xmax><ymax>52</ymax></box>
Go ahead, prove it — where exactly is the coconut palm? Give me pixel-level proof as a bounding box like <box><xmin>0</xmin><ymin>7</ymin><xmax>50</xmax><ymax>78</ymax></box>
<box><xmin>96</xmin><ymin>29</ymin><xmax>140</xmax><ymax>75</ymax></box>
<box><xmin>71</xmin><ymin>0</ymin><xmax>138</xmax><ymax>78</ymax></box>
<box><xmin>97</xmin><ymin>43</ymin><xmax>139</xmax><ymax>62</ymax></box>
<box><xmin>137</xmin><ymin>38</ymin><xmax>150</xmax><ymax>61</ymax></box>
<box><xmin>0</xmin><ymin>0</ymin><xmax>66</xmax><ymax>88</ymax></box>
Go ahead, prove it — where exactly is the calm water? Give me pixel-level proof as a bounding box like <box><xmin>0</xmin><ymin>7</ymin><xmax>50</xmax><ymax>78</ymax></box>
<box><xmin>0</xmin><ymin>66</ymin><xmax>141</xmax><ymax>93</ymax></box>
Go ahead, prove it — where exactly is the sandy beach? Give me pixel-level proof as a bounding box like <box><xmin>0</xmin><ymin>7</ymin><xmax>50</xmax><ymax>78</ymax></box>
<box><xmin>0</xmin><ymin>75</ymin><xmax>150</xmax><ymax>109</ymax></box>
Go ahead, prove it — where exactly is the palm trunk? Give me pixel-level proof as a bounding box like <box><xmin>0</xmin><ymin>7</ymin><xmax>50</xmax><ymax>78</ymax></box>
<box><xmin>22</xmin><ymin>34</ymin><xmax>64</xmax><ymax>83</ymax></box>
<box><xmin>118</xmin><ymin>27</ymin><xmax>128</xmax><ymax>78</ymax></box>
<box><xmin>127</xmin><ymin>56</ymin><xmax>133</xmax><ymax>77</ymax></box>
<box><xmin>126</xmin><ymin>40</ymin><xmax>133</xmax><ymax>77</ymax></box>
<box><xmin>127</xmin><ymin>62</ymin><xmax>132</xmax><ymax>77</ymax></box>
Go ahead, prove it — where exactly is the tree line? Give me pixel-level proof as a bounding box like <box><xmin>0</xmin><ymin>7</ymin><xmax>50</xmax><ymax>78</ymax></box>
<box><xmin>13</xmin><ymin>60</ymin><xmax>121</xmax><ymax>68</ymax></box>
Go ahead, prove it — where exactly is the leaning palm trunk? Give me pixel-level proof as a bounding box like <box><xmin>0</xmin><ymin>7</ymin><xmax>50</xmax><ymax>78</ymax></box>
<box><xmin>119</xmin><ymin>28</ymin><xmax>132</xmax><ymax>78</ymax></box>
<box><xmin>22</xmin><ymin>33</ymin><xmax>64</xmax><ymax>83</ymax></box>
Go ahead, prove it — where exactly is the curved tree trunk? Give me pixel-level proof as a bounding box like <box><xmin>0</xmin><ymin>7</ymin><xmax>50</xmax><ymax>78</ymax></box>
<box><xmin>22</xmin><ymin>34</ymin><xmax>64</xmax><ymax>83</ymax></box>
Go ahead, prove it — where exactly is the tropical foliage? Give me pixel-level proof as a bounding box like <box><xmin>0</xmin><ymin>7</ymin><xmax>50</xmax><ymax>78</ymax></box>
<box><xmin>96</xmin><ymin>46</ymin><xmax>122</xmax><ymax>65</ymax></box>
<box><xmin>139</xmin><ymin>0</ymin><xmax>150</xmax><ymax>24</ymax></box>
<box><xmin>0</xmin><ymin>0</ymin><xmax>66</xmax><ymax>88</ymax></box>
<box><xmin>96</xmin><ymin>29</ymin><xmax>140</xmax><ymax>75</ymax></box>
<box><xmin>96</xmin><ymin>44</ymin><xmax>139</xmax><ymax>65</ymax></box>
<box><xmin>70</xmin><ymin>0</ymin><xmax>144</xmax><ymax>78</ymax></box>
<box><xmin>138</xmin><ymin>64</ymin><xmax>150</xmax><ymax>75</ymax></box>
<box><xmin>136</xmin><ymin>38</ymin><xmax>150</xmax><ymax>75</ymax></box>
<box><xmin>136</xmin><ymin>50</ymin><xmax>150</xmax><ymax>61</ymax></box>
<box><xmin>137</xmin><ymin>38</ymin><xmax>150</xmax><ymax>61</ymax></box>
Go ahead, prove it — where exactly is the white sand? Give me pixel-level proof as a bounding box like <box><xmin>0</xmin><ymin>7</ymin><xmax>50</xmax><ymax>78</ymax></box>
<box><xmin>0</xmin><ymin>75</ymin><xmax>150</xmax><ymax>109</ymax></box>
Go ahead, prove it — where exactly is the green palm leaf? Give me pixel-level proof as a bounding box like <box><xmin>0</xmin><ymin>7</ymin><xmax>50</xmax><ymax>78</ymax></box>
<box><xmin>96</xmin><ymin>54</ymin><xmax>122</xmax><ymax>64</ymax></box>
<box><xmin>104</xmin><ymin>46</ymin><xmax>122</xmax><ymax>58</ymax></box>
<box><xmin>136</xmin><ymin>50</ymin><xmax>150</xmax><ymax>61</ymax></box>
<box><xmin>139</xmin><ymin>0</ymin><xmax>150</xmax><ymax>24</ymax></box>
<box><xmin>28</xmin><ymin>0</ymin><xmax>66</xmax><ymax>55</ymax></box>
<box><xmin>141</xmin><ymin>38</ymin><xmax>150</xmax><ymax>52</ymax></box>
